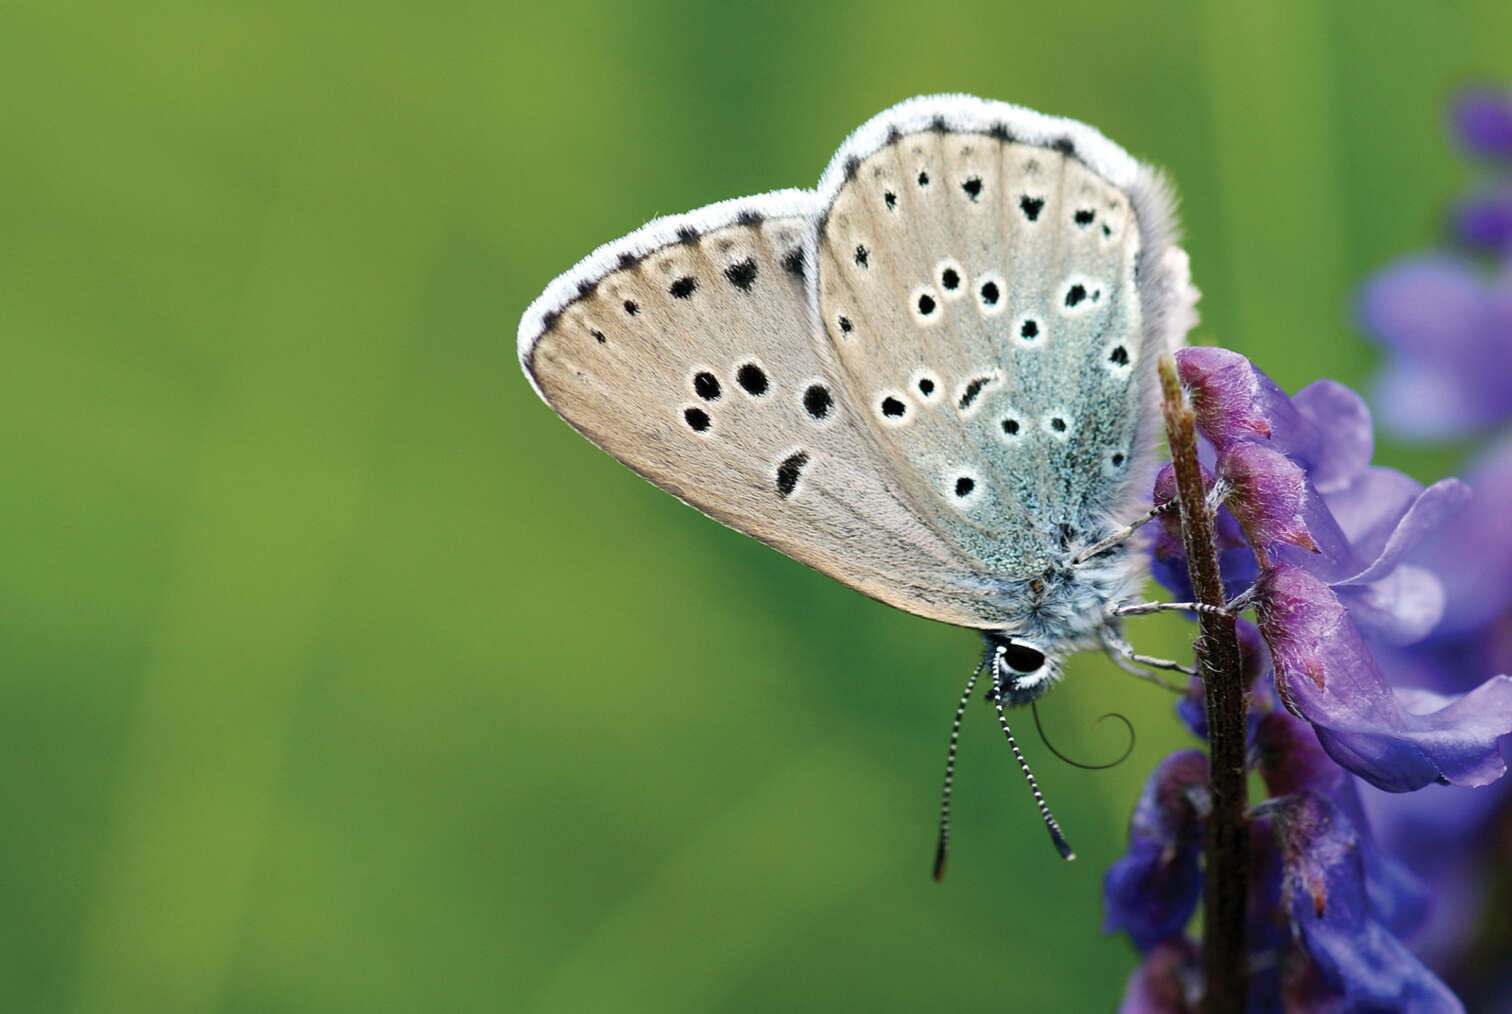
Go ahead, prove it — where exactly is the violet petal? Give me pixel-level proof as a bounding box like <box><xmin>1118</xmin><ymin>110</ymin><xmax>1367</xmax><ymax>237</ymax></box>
<box><xmin>1256</xmin><ymin>565</ymin><xmax>1512</xmax><ymax>791</ymax></box>
<box><xmin>1452</xmin><ymin>87</ymin><xmax>1512</xmax><ymax>159</ymax></box>
<box><xmin>1264</xmin><ymin>792</ymin><xmax>1464</xmax><ymax>1013</ymax></box>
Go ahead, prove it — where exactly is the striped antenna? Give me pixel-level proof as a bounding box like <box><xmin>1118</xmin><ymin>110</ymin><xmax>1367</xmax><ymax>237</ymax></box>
<box><xmin>933</xmin><ymin>656</ymin><xmax>986</xmax><ymax>880</ymax></box>
<box><xmin>991</xmin><ymin>650</ymin><xmax>1076</xmax><ymax>861</ymax></box>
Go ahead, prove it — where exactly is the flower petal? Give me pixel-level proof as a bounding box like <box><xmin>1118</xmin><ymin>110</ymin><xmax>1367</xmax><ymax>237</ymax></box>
<box><xmin>1263</xmin><ymin>792</ymin><xmax>1464</xmax><ymax>1013</ymax></box>
<box><xmin>1104</xmin><ymin>751</ymin><xmax>1208</xmax><ymax>950</ymax></box>
<box><xmin>1256</xmin><ymin>564</ymin><xmax>1512</xmax><ymax>791</ymax></box>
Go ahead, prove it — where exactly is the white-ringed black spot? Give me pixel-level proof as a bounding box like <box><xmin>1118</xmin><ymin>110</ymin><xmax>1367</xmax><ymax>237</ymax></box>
<box><xmin>723</xmin><ymin>258</ymin><xmax>758</xmax><ymax>291</ymax></box>
<box><xmin>980</xmin><ymin>280</ymin><xmax>999</xmax><ymax>304</ymax></box>
<box><xmin>1109</xmin><ymin>345</ymin><xmax>1130</xmax><ymax>367</ymax></box>
<box><xmin>1050</xmin><ymin>417</ymin><xmax>1067</xmax><ymax>432</ymax></box>
<box><xmin>736</xmin><ymin>362</ymin><xmax>769</xmax><ymax>397</ymax></box>
<box><xmin>693</xmin><ymin>371</ymin><xmax>721</xmax><ymax>401</ymax></box>
<box><xmin>1065</xmin><ymin>283</ymin><xmax>1087</xmax><ymax>308</ymax></box>
<box><xmin>1074</xmin><ymin>208</ymin><xmax>1095</xmax><ymax>227</ymax></box>
<box><xmin>941</xmin><ymin>266</ymin><xmax>960</xmax><ymax>290</ymax></box>
<box><xmin>1019</xmin><ymin>196</ymin><xmax>1044</xmax><ymax>221</ymax></box>
<box><xmin>954</xmin><ymin>476</ymin><xmax>975</xmax><ymax>498</ymax></box>
<box><xmin>884</xmin><ymin>190</ymin><xmax>897</xmax><ymax>211</ymax></box>
<box><xmin>881</xmin><ymin>396</ymin><xmax>906</xmax><ymax>419</ymax></box>
<box><xmin>854</xmin><ymin>244</ymin><xmax>870</xmax><ymax>268</ymax></box>
<box><xmin>961</xmin><ymin>177</ymin><xmax>983</xmax><ymax>201</ymax></box>
<box><xmin>918</xmin><ymin>377</ymin><xmax>935</xmax><ymax>396</ymax></box>
<box><xmin>782</xmin><ymin>247</ymin><xmax>805</xmax><ymax>278</ymax></box>
<box><xmin>803</xmin><ymin>383</ymin><xmax>833</xmax><ymax>420</ymax></box>
<box><xmin>917</xmin><ymin>293</ymin><xmax>936</xmax><ymax>315</ymax></box>
<box><xmin>1020</xmin><ymin>318</ymin><xmax>1040</xmax><ymax>341</ymax></box>
<box><xmin>1111</xmin><ymin>451</ymin><xmax>1126</xmax><ymax>467</ymax></box>
<box><xmin>776</xmin><ymin>451</ymin><xmax>809</xmax><ymax>498</ymax></box>
<box><xmin>1000</xmin><ymin>417</ymin><xmax>1021</xmax><ymax>436</ymax></box>
<box><xmin>623</xmin><ymin>299</ymin><xmax>639</xmax><ymax>316</ymax></box>
<box><xmin>669</xmin><ymin>276</ymin><xmax>697</xmax><ymax>299</ymax></box>
<box><xmin>684</xmin><ymin>407</ymin><xmax>711</xmax><ymax>433</ymax></box>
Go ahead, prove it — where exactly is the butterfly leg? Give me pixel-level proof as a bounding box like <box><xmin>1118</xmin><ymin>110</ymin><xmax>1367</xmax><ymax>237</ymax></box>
<box><xmin>1114</xmin><ymin>600</ymin><xmax>1233</xmax><ymax>619</ymax></box>
<box><xmin>1100</xmin><ymin>630</ymin><xmax>1190</xmax><ymax>692</ymax></box>
<box><xmin>1071</xmin><ymin>501</ymin><xmax>1178</xmax><ymax>565</ymax></box>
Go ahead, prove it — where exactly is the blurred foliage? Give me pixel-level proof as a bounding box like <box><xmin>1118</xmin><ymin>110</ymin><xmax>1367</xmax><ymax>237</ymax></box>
<box><xmin>1</xmin><ymin>1</ymin><xmax>1508</xmax><ymax>1011</ymax></box>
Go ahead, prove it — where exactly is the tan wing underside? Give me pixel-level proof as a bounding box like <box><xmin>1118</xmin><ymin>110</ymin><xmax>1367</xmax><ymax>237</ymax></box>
<box><xmin>525</xmin><ymin>215</ymin><xmax>1016</xmax><ymax>627</ymax></box>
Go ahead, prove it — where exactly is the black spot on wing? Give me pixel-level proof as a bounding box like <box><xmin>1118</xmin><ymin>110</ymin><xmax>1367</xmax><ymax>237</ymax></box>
<box><xmin>1053</xmin><ymin>137</ymin><xmax>1076</xmax><ymax>157</ymax></box>
<box><xmin>782</xmin><ymin>247</ymin><xmax>805</xmax><ymax>279</ymax></box>
<box><xmin>844</xmin><ymin>155</ymin><xmax>861</xmax><ymax>181</ymax></box>
<box><xmin>736</xmin><ymin>209</ymin><xmax>764</xmax><ymax>226</ymax></box>
<box><xmin>617</xmin><ymin>252</ymin><xmax>640</xmax><ymax>270</ymax></box>
<box><xmin>576</xmin><ymin>279</ymin><xmax>598</xmax><ymax>299</ymax></box>
<box><xmin>541</xmin><ymin>309</ymin><xmax>561</xmax><ymax>332</ymax></box>
<box><xmin>803</xmin><ymin>384</ymin><xmax>833</xmax><ymax>420</ymax></box>
<box><xmin>736</xmin><ymin>362</ymin><xmax>769</xmax><ymax>396</ymax></box>
<box><xmin>988</xmin><ymin>123</ymin><xmax>1013</xmax><ymax>142</ymax></box>
<box><xmin>776</xmin><ymin>451</ymin><xmax>809</xmax><ymax>498</ymax></box>
<box><xmin>669</xmin><ymin>276</ymin><xmax>698</xmax><ymax>299</ymax></box>
<box><xmin>958</xmin><ymin>377</ymin><xmax>991</xmax><ymax>411</ymax></box>
<box><xmin>1020</xmin><ymin>196</ymin><xmax>1044</xmax><ymax>221</ymax></box>
<box><xmin>724</xmin><ymin>258</ymin><xmax>758</xmax><ymax>292</ymax></box>
<box><xmin>961</xmin><ymin>177</ymin><xmax>982</xmax><ymax>201</ymax></box>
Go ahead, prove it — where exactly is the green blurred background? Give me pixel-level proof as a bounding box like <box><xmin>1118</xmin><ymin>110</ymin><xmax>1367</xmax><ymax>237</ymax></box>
<box><xmin>2</xmin><ymin>2</ymin><xmax>1507</xmax><ymax>1011</ymax></box>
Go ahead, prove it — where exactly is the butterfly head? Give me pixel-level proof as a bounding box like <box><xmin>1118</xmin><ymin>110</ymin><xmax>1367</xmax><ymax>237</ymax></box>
<box><xmin>983</xmin><ymin>632</ymin><xmax>1060</xmax><ymax>706</ymax></box>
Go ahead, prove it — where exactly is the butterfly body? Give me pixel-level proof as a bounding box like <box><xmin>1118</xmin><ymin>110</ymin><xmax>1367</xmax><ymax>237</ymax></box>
<box><xmin>520</xmin><ymin>95</ymin><xmax>1197</xmax><ymax>689</ymax></box>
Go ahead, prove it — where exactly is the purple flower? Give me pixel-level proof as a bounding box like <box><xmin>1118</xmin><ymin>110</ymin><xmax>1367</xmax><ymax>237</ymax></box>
<box><xmin>1356</xmin><ymin>257</ymin><xmax>1512</xmax><ymax>440</ymax></box>
<box><xmin>1452</xmin><ymin>87</ymin><xmax>1512</xmax><ymax>161</ymax></box>
<box><xmin>1450</xmin><ymin>186</ymin><xmax>1512</xmax><ymax>252</ymax></box>
<box><xmin>1117</xmin><ymin>938</ymin><xmax>1200</xmax><ymax>1014</ymax></box>
<box><xmin>1252</xmin><ymin>710</ymin><xmax>1429</xmax><ymax>939</ymax></box>
<box><xmin>1162</xmin><ymin>348</ymin><xmax>1468</xmax><ymax>643</ymax></box>
<box><xmin>1261</xmin><ymin>791</ymin><xmax>1464</xmax><ymax>1013</ymax></box>
<box><xmin>1255</xmin><ymin>563</ymin><xmax>1512</xmax><ymax>792</ymax></box>
<box><xmin>1103</xmin><ymin>751</ymin><xmax>1208</xmax><ymax>951</ymax></box>
<box><xmin>1215</xmin><ymin>442</ymin><xmax>1318</xmax><ymax>565</ymax></box>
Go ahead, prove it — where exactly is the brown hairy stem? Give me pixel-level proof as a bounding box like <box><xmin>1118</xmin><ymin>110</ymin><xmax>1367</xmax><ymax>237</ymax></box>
<box><xmin>1158</xmin><ymin>354</ymin><xmax>1248</xmax><ymax>1012</ymax></box>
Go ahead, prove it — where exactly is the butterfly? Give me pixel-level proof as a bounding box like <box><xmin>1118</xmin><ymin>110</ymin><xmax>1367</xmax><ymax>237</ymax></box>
<box><xmin>518</xmin><ymin>95</ymin><xmax>1199</xmax><ymax>869</ymax></box>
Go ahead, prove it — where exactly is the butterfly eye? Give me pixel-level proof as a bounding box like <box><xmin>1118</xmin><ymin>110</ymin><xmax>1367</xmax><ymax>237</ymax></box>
<box><xmin>1000</xmin><ymin>642</ymin><xmax>1046</xmax><ymax>674</ymax></box>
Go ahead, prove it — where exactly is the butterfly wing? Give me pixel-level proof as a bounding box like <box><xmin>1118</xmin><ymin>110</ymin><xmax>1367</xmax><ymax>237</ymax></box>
<box><xmin>520</xmin><ymin>192</ymin><xmax>1011</xmax><ymax>627</ymax></box>
<box><xmin>813</xmin><ymin>96</ymin><xmax>1195</xmax><ymax>578</ymax></box>
<box><xmin>519</xmin><ymin>96</ymin><xmax>1197</xmax><ymax>632</ymax></box>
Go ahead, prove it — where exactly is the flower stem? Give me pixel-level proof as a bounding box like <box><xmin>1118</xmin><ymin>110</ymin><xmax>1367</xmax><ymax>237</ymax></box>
<box><xmin>1158</xmin><ymin>354</ymin><xmax>1249</xmax><ymax>1011</ymax></box>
